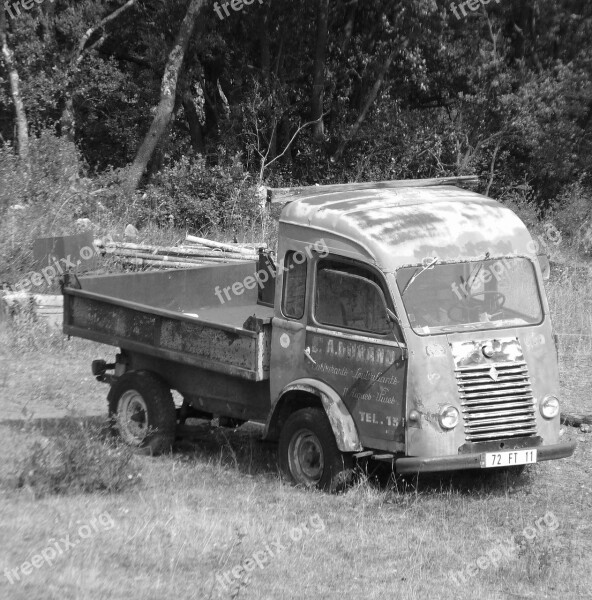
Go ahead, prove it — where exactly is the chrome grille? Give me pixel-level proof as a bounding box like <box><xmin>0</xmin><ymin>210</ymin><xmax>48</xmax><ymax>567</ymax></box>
<box><xmin>456</xmin><ymin>362</ymin><xmax>537</xmax><ymax>441</ymax></box>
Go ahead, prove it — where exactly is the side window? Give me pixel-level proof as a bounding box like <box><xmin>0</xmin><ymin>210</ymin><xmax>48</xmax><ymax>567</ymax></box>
<box><xmin>281</xmin><ymin>251</ymin><xmax>307</xmax><ymax>319</ymax></box>
<box><xmin>315</xmin><ymin>263</ymin><xmax>391</xmax><ymax>335</ymax></box>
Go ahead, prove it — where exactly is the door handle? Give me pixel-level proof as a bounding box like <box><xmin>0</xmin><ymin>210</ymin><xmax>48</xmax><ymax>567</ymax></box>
<box><xmin>304</xmin><ymin>347</ymin><xmax>317</xmax><ymax>365</ymax></box>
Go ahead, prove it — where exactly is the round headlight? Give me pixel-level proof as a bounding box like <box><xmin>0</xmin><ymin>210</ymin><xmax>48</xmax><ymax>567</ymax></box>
<box><xmin>439</xmin><ymin>405</ymin><xmax>460</xmax><ymax>430</ymax></box>
<box><xmin>541</xmin><ymin>395</ymin><xmax>560</xmax><ymax>419</ymax></box>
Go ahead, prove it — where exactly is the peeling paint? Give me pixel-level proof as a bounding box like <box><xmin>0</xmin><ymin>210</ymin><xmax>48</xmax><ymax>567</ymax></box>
<box><xmin>281</xmin><ymin>187</ymin><xmax>534</xmax><ymax>269</ymax></box>
<box><xmin>273</xmin><ymin>381</ymin><xmax>363</xmax><ymax>453</ymax></box>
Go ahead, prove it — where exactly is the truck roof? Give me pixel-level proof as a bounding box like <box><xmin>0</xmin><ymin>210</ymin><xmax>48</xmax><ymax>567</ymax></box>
<box><xmin>279</xmin><ymin>185</ymin><xmax>536</xmax><ymax>270</ymax></box>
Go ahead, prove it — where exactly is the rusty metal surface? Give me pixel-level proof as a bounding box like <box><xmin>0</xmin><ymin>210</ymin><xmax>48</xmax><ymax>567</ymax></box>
<box><xmin>304</xmin><ymin>328</ymin><xmax>406</xmax><ymax>452</ymax></box>
<box><xmin>268</xmin><ymin>237</ymin><xmax>407</xmax><ymax>454</ymax></box>
<box><xmin>268</xmin><ymin>380</ymin><xmax>363</xmax><ymax>452</ymax></box>
<box><xmin>127</xmin><ymin>353</ymin><xmax>271</xmax><ymax>422</ymax></box>
<box><xmin>450</xmin><ymin>337</ymin><xmax>524</xmax><ymax>367</ymax></box>
<box><xmin>195</xmin><ymin>304</ymin><xmax>273</xmax><ymax>328</ymax></box>
<box><xmin>404</xmin><ymin>323</ymin><xmax>561</xmax><ymax>458</ymax></box>
<box><xmin>60</xmin><ymin>184</ymin><xmax>564</xmax><ymax>465</ymax></box>
<box><xmin>64</xmin><ymin>293</ymin><xmax>272</xmax><ymax>381</ymax></box>
<box><xmin>273</xmin><ymin>197</ymin><xmax>561</xmax><ymax>460</ymax></box>
<box><xmin>63</xmin><ymin>263</ymin><xmax>275</xmax><ymax>381</ymax></box>
<box><xmin>280</xmin><ymin>186</ymin><xmax>534</xmax><ymax>268</ymax></box>
<box><xmin>451</xmin><ymin>339</ymin><xmax>537</xmax><ymax>442</ymax></box>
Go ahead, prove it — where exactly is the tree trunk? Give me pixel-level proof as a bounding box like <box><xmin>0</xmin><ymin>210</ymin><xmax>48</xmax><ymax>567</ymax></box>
<box><xmin>182</xmin><ymin>91</ymin><xmax>206</xmax><ymax>155</ymax></box>
<box><xmin>341</xmin><ymin>0</ymin><xmax>357</xmax><ymax>53</ymax></box>
<box><xmin>61</xmin><ymin>97</ymin><xmax>76</xmax><ymax>142</ymax></box>
<box><xmin>311</xmin><ymin>0</ymin><xmax>329</xmax><ymax>142</ymax></box>
<box><xmin>331</xmin><ymin>50</ymin><xmax>395</xmax><ymax>162</ymax></box>
<box><xmin>0</xmin><ymin>11</ymin><xmax>29</xmax><ymax>167</ymax></box>
<box><xmin>60</xmin><ymin>0</ymin><xmax>137</xmax><ymax>142</ymax></box>
<box><xmin>124</xmin><ymin>0</ymin><xmax>204</xmax><ymax>194</ymax></box>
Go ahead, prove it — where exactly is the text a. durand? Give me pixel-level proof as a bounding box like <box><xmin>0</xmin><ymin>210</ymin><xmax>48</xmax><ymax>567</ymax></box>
<box><xmin>310</xmin><ymin>335</ymin><xmax>398</xmax><ymax>367</ymax></box>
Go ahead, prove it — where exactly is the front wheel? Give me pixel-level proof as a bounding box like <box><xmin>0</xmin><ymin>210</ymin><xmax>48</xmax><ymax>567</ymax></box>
<box><xmin>279</xmin><ymin>407</ymin><xmax>354</xmax><ymax>492</ymax></box>
<box><xmin>107</xmin><ymin>371</ymin><xmax>176</xmax><ymax>455</ymax></box>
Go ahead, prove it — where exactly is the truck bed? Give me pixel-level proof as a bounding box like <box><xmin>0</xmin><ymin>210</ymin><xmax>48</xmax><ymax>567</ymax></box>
<box><xmin>63</xmin><ymin>263</ymin><xmax>273</xmax><ymax>381</ymax></box>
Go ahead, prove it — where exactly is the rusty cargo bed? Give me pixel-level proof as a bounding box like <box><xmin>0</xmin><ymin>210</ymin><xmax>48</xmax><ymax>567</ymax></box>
<box><xmin>62</xmin><ymin>263</ymin><xmax>273</xmax><ymax>381</ymax></box>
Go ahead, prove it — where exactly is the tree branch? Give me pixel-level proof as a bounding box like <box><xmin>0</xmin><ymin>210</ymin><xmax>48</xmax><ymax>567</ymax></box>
<box><xmin>331</xmin><ymin>49</ymin><xmax>395</xmax><ymax>162</ymax></box>
<box><xmin>259</xmin><ymin>114</ymin><xmax>325</xmax><ymax>181</ymax></box>
<box><xmin>75</xmin><ymin>0</ymin><xmax>137</xmax><ymax>65</ymax></box>
<box><xmin>485</xmin><ymin>140</ymin><xmax>502</xmax><ymax>197</ymax></box>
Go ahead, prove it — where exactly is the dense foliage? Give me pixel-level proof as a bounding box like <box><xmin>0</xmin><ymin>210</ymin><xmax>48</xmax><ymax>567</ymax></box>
<box><xmin>0</xmin><ymin>0</ymin><xmax>591</xmax><ymax>237</ymax></box>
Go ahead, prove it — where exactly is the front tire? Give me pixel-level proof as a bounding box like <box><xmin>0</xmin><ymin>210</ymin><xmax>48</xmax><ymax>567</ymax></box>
<box><xmin>107</xmin><ymin>371</ymin><xmax>176</xmax><ymax>455</ymax></box>
<box><xmin>279</xmin><ymin>407</ymin><xmax>354</xmax><ymax>492</ymax></box>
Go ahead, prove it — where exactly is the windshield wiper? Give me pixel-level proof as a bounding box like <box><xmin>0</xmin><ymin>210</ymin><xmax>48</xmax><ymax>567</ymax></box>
<box><xmin>401</xmin><ymin>257</ymin><xmax>439</xmax><ymax>296</ymax></box>
<box><xmin>461</xmin><ymin>252</ymin><xmax>491</xmax><ymax>294</ymax></box>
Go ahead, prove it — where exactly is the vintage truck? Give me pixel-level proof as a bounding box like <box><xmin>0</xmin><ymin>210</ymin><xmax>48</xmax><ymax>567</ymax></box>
<box><xmin>63</xmin><ymin>176</ymin><xmax>576</xmax><ymax>491</ymax></box>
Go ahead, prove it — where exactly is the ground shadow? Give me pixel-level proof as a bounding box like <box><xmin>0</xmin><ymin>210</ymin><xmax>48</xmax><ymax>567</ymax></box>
<box><xmin>0</xmin><ymin>414</ymin><xmax>536</xmax><ymax>497</ymax></box>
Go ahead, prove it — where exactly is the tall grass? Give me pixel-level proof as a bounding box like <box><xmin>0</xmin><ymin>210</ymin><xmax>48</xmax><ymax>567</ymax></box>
<box><xmin>0</xmin><ymin>417</ymin><xmax>139</xmax><ymax>498</ymax></box>
<box><xmin>0</xmin><ymin>298</ymin><xmax>68</xmax><ymax>352</ymax></box>
<box><xmin>546</xmin><ymin>263</ymin><xmax>592</xmax><ymax>356</ymax></box>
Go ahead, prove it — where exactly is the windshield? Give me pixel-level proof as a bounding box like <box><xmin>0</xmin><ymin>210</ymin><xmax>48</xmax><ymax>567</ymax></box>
<box><xmin>396</xmin><ymin>257</ymin><xmax>543</xmax><ymax>334</ymax></box>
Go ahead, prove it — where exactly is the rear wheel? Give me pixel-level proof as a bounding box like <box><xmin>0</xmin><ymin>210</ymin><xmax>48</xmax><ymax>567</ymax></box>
<box><xmin>279</xmin><ymin>407</ymin><xmax>354</xmax><ymax>492</ymax></box>
<box><xmin>107</xmin><ymin>371</ymin><xmax>176</xmax><ymax>455</ymax></box>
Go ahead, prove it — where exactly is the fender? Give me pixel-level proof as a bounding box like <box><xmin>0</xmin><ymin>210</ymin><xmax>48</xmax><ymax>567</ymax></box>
<box><xmin>265</xmin><ymin>378</ymin><xmax>363</xmax><ymax>453</ymax></box>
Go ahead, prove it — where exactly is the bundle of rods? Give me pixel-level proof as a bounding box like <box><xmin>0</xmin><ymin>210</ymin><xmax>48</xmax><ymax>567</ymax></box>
<box><xmin>95</xmin><ymin>235</ymin><xmax>266</xmax><ymax>269</ymax></box>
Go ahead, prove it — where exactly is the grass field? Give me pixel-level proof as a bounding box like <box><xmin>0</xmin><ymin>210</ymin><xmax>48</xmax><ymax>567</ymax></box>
<box><xmin>0</xmin><ymin>266</ymin><xmax>591</xmax><ymax>600</ymax></box>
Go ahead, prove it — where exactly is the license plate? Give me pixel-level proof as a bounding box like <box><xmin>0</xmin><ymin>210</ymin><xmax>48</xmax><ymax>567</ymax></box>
<box><xmin>481</xmin><ymin>449</ymin><xmax>537</xmax><ymax>468</ymax></box>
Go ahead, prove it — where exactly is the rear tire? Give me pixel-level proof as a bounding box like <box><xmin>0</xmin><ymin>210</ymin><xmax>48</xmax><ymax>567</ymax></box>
<box><xmin>108</xmin><ymin>371</ymin><xmax>176</xmax><ymax>455</ymax></box>
<box><xmin>279</xmin><ymin>407</ymin><xmax>354</xmax><ymax>493</ymax></box>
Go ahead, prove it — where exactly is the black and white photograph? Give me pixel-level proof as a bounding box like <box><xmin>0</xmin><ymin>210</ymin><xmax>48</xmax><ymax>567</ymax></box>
<box><xmin>0</xmin><ymin>1</ymin><xmax>591</xmax><ymax>598</ymax></box>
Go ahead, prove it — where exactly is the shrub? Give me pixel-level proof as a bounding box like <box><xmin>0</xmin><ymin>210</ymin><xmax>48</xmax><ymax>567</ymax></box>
<box><xmin>0</xmin><ymin>303</ymin><xmax>67</xmax><ymax>353</ymax></box>
<box><xmin>141</xmin><ymin>155</ymin><xmax>261</xmax><ymax>232</ymax></box>
<box><xmin>0</xmin><ymin>130</ymin><xmax>86</xmax><ymax>211</ymax></box>
<box><xmin>0</xmin><ymin>131</ymin><xmax>96</xmax><ymax>284</ymax></box>
<box><xmin>7</xmin><ymin>418</ymin><xmax>139</xmax><ymax>498</ymax></box>
<box><xmin>551</xmin><ymin>182</ymin><xmax>592</xmax><ymax>255</ymax></box>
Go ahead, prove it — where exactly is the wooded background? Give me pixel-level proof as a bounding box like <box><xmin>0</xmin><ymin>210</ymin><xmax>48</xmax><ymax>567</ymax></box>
<box><xmin>0</xmin><ymin>0</ymin><xmax>591</xmax><ymax>245</ymax></box>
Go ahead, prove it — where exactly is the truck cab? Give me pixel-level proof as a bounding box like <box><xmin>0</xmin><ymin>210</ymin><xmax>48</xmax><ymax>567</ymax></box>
<box><xmin>265</xmin><ymin>181</ymin><xmax>575</xmax><ymax>485</ymax></box>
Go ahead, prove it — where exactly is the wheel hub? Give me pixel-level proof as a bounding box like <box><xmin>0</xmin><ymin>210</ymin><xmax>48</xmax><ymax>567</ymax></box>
<box><xmin>118</xmin><ymin>390</ymin><xmax>148</xmax><ymax>445</ymax></box>
<box><xmin>288</xmin><ymin>429</ymin><xmax>324</xmax><ymax>485</ymax></box>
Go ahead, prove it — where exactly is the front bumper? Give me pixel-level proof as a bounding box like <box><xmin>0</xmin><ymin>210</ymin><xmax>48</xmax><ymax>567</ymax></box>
<box><xmin>395</xmin><ymin>439</ymin><xmax>577</xmax><ymax>474</ymax></box>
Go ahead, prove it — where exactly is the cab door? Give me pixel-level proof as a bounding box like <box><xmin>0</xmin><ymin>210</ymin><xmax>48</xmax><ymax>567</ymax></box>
<box><xmin>304</xmin><ymin>257</ymin><xmax>407</xmax><ymax>452</ymax></box>
<box><xmin>269</xmin><ymin>247</ymin><xmax>312</xmax><ymax>402</ymax></box>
